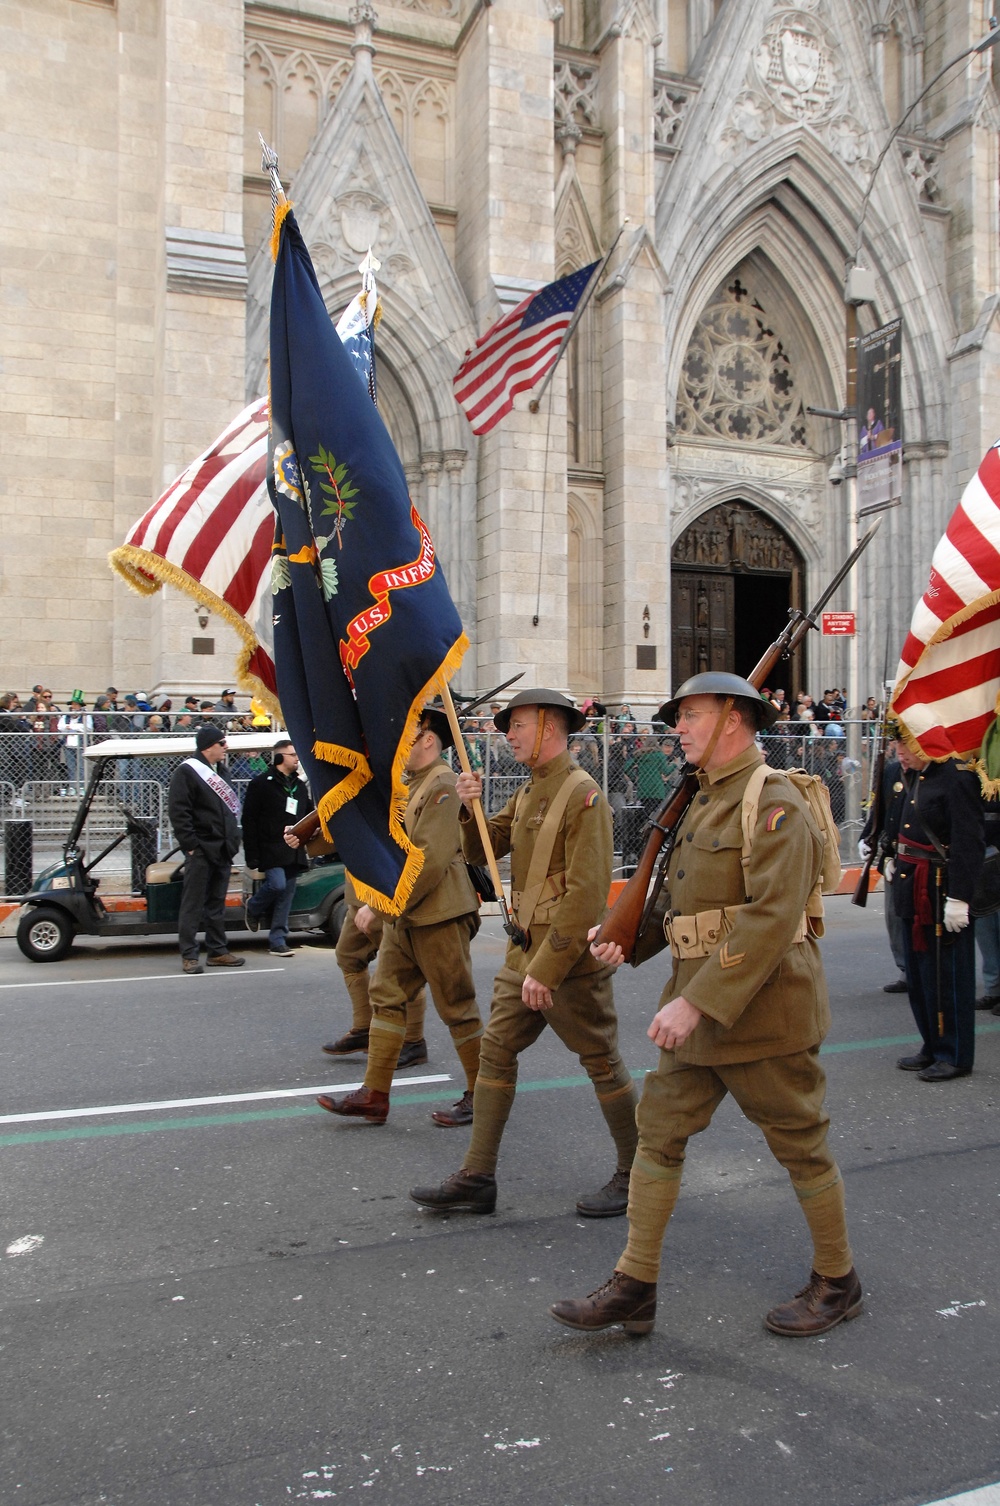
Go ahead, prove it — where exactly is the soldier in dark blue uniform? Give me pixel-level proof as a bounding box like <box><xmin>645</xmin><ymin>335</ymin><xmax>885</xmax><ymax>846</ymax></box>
<box><xmin>885</xmin><ymin>744</ymin><xmax>984</xmax><ymax>1080</ymax></box>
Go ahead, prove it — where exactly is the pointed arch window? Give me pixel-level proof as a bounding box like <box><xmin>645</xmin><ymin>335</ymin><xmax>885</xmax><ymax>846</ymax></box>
<box><xmin>676</xmin><ymin>276</ymin><xmax>808</xmax><ymax>446</ymax></box>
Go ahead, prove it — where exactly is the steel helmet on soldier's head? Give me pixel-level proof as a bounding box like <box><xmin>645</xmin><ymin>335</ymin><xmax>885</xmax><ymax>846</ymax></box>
<box><xmin>417</xmin><ymin>704</ymin><xmax>454</xmax><ymax>750</ymax></box>
<box><xmin>658</xmin><ymin>673</ymin><xmax>778</xmax><ymax>730</ymax></box>
<box><xmin>493</xmin><ymin>688</ymin><xmax>587</xmax><ymax>734</ymax></box>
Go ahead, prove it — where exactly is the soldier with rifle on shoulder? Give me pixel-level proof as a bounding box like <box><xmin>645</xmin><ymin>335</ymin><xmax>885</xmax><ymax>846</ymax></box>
<box><xmin>550</xmin><ymin>671</ymin><xmax>862</xmax><ymax>1340</ymax></box>
<box><xmin>547</xmin><ymin>531</ymin><xmax>881</xmax><ymax>1341</ymax></box>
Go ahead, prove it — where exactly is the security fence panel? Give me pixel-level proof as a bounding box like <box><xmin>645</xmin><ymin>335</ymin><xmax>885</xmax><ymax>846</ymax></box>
<box><xmin>0</xmin><ymin>723</ymin><xmax>880</xmax><ymax>897</ymax></box>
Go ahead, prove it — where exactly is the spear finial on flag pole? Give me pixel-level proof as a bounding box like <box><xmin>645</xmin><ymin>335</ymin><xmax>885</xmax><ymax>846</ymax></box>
<box><xmin>259</xmin><ymin>135</ymin><xmax>291</xmax><ymax>260</ymax></box>
<box><xmin>359</xmin><ymin>246</ymin><xmax>381</xmax><ymax>279</ymax></box>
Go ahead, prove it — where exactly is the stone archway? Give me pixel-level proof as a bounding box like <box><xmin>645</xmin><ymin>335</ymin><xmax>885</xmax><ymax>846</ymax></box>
<box><xmin>671</xmin><ymin>501</ymin><xmax>805</xmax><ymax>693</ymax></box>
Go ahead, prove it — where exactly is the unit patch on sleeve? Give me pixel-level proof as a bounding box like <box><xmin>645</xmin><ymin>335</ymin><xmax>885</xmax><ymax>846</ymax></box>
<box><xmin>584</xmin><ymin>789</ymin><xmax>600</xmax><ymax>808</ymax></box>
<box><xmin>433</xmin><ymin>790</ymin><xmax>451</xmax><ymax>805</ymax></box>
<box><xmin>764</xmin><ymin>806</ymin><xmax>787</xmax><ymax>832</ymax></box>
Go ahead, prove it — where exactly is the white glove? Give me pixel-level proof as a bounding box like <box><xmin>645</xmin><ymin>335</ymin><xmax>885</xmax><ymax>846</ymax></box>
<box><xmin>944</xmin><ymin>898</ymin><xmax>970</xmax><ymax>933</ymax></box>
<box><xmin>883</xmin><ymin>858</ymin><xmax>896</xmax><ymax>883</ymax></box>
<box><xmin>858</xmin><ymin>839</ymin><xmax>872</xmax><ymax>862</ymax></box>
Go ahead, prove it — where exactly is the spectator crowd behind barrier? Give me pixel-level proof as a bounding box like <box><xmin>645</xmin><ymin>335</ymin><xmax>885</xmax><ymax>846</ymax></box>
<box><xmin>0</xmin><ymin>713</ymin><xmax>872</xmax><ymax>898</ymax></box>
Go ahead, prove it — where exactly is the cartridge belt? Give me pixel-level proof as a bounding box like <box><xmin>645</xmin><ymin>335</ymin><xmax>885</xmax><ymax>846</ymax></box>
<box><xmin>665</xmin><ymin>903</ymin><xmax>807</xmax><ymax>959</ymax></box>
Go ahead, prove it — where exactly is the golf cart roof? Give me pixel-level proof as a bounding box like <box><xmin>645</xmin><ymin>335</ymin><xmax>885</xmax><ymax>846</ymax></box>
<box><xmin>84</xmin><ymin>733</ymin><xmax>285</xmax><ymax>760</ymax></box>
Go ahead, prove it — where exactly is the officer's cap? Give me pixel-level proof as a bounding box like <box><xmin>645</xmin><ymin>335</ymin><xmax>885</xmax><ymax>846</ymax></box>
<box><xmin>417</xmin><ymin>704</ymin><xmax>454</xmax><ymax>750</ymax></box>
<box><xmin>493</xmin><ymin>688</ymin><xmax>587</xmax><ymax>734</ymax></box>
<box><xmin>658</xmin><ymin>673</ymin><xmax>778</xmax><ymax>730</ymax></box>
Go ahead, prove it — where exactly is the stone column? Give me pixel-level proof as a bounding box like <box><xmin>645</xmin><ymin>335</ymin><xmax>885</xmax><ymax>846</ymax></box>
<box><xmin>934</xmin><ymin>4</ymin><xmax>1000</xmax><ymax>493</ymax></box>
<box><xmin>454</xmin><ymin>0</ymin><xmax>564</xmax><ymax>689</ymax></box>
<box><xmin>596</xmin><ymin>0</ymin><xmax>669</xmax><ymax>707</ymax></box>
<box><xmin>152</xmin><ymin>0</ymin><xmax>247</xmax><ymax>691</ymax></box>
<box><xmin>420</xmin><ymin>452</ymin><xmax>444</xmax><ymax>559</ymax></box>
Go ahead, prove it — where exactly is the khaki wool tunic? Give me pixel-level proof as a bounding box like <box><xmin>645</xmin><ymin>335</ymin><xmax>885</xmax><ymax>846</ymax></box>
<box><xmin>460</xmin><ymin>748</ymin><xmax>613</xmax><ymax>988</ymax></box>
<box><xmin>639</xmin><ymin>743</ymin><xmax>829</xmax><ymax>1066</ymax></box>
<box><xmin>393</xmin><ymin>758</ymin><xmax>478</xmax><ymax>928</ymax></box>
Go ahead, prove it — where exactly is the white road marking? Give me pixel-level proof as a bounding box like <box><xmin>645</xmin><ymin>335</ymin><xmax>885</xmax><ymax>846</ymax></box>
<box><xmin>922</xmin><ymin>1488</ymin><xmax>1000</xmax><ymax>1506</ymax></box>
<box><xmin>6</xmin><ymin>1234</ymin><xmax>44</xmax><ymax>1256</ymax></box>
<box><xmin>0</xmin><ymin>968</ymin><xmax>286</xmax><ymax>990</ymax></box>
<box><xmin>0</xmin><ymin>1074</ymin><xmax>452</xmax><ymax>1125</ymax></box>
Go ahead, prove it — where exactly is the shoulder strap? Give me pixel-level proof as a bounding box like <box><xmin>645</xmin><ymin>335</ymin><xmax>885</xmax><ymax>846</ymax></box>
<box><xmin>516</xmin><ymin>768</ymin><xmax>592</xmax><ymax>933</ymax></box>
<box><xmin>740</xmin><ymin>762</ymin><xmax>774</xmax><ymax>876</ymax></box>
<box><xmin>408</xmin><ymin>763</ymin><xmax>452</xmax><ymax>821</ymax></box>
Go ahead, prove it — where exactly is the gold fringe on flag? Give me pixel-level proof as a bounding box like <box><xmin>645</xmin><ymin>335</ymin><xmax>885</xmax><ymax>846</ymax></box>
<box><xmin>311</xmin><ymin>629</ymin><xmax>470</xmax><ymax>916</ymax></box>
<box><xmin>108</xmin><ymin>543</ymin><xmax>283</xmax><ymax>721</ymax></box>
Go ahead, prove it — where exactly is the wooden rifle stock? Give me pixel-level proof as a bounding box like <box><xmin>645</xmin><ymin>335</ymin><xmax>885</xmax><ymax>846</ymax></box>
<box><xmin>594</xmin><ymin>770</ymin><xmax>699</xmax><ymax>961</ymax></box>
<box><xmin>289</xmin><ymin>810</ymin><xmax>320</xmax><ymax>842</ymax></box>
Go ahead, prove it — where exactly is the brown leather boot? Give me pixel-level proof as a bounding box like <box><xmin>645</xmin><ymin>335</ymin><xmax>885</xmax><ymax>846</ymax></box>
<box><xmin>550</xmin><ymin>1270</ymin><xmax>657</xmax><ymax>1335</ymax></box>
<box><xmin>575</xmin><ymin>1167</ymin><xmax>631</xmax><ymax>1218</ymax></box>
<box><xmin>316</xmin><ymin>1086</ymin><xmax>389</xmax><ymax>1124</ymax></box>
<box><xmin>764</xmin><ymin>1267</ymin><xmax>863</xmax><ymax>1337</ymax></box>
<box><xmin>409</xmin><ymin>1169</ymin><xmax>497</xmax><ymax>1212</ymax></box>
<box><xmin>430</xmin><ymin>1089</ymin><xmax>474</xmax><ymax>1127</ymax></box>
<box><xmin>322</xmin><ymin>1029</ymin><xmax>369</xmax><ymax>1056</ymax></box>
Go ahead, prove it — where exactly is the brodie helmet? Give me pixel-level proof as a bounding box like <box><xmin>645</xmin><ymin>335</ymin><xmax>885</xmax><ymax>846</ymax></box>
<box><xmin>417</xmin><ymin>703</ymin><xmax>455</xmax><ymax>750</ymax></box>
<box><xmin>493</xmin><ymin>688</ymin><xmax>588</xmax><ymax>735</ymax></box>
<box><xmin>658</xmin><ymin>672</ymin><xmax>778</xmax><ymax>731</ymax></box>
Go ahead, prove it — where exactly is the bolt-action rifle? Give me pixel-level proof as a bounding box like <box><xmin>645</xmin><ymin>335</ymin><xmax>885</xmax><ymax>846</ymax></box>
<box><xmin>593</xmin><ymin>523</ymin><xmax>881</xmax><ymax>963</ymax></box>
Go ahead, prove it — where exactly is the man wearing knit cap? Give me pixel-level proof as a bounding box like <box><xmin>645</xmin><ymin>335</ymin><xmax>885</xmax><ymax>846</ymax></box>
<box><xmin>410</xmin><ymin>688</ymin><xmax>638</xmax><ymax>1217</ymax></box>
<box><xmin>168</xmin><ymin>725</ymin><xmax>245</xmax><ymax>975</ymax></box>
<box><xmin>316</xmin><ymin>706</ymin><xmax>483</xmax><ymax>1127</ymax></box>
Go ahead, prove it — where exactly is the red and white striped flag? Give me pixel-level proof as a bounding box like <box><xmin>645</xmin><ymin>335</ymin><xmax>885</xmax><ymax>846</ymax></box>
<box><xmin>453</xmin><ymin>261</ymin><xmax>598</xmax><ymax>435</ymax></box>
<box><xmin>108</xmin><ymin>270</ymin><xmax>382</xmax><ymax>712</ymax></box>
<box><xmin>890</xmin><ymin>439</ymin><xmax>1000</xmax><ymax>759</ymax></box>
<box><xmin>109</xmin><ymin>399</ymin><xmax>277</xmax><ymax>703</ymax></box>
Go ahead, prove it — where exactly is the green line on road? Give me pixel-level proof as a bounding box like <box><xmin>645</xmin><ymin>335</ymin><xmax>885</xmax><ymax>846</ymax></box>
<box><xmin>3</xmin><ymin>1022</ymin><xmax>999</xmax><ymax>1148</ymax></box>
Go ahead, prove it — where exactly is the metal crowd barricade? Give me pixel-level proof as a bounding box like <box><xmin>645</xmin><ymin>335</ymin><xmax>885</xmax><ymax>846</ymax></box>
<box><xmin>0</xmin><ymin>718</ymin><xmax>876</xmax><ymax>896</ymax></box>
<box><xmin>460</xmin><ymin>718</ymin><xmax>875</xmax><ymax>878</ymax></box>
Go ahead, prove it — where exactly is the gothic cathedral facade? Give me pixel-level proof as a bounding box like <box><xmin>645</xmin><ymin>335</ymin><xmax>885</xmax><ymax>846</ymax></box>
<box><xmin>3</xmin><ymin>0</ymin><xmax>999</xmax><ymax>709</ymax></box>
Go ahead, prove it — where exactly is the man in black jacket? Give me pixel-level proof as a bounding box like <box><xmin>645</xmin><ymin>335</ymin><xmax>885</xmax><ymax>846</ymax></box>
<box><xmin>242</xmin><ymin>741</ymin><xmax>313</xmax><ymax>956</ymax></box>
<box><xmin>168</xmin><ymin>725</ymin><xmax>244</xmax><ymax>975</ymax></box>
<box><xmin>885</xmin><ymin>745</ymin><xmax>984</xmax><ymax>1079</ymax></box>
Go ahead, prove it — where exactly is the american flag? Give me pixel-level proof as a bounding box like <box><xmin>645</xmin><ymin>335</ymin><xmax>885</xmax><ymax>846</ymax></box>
<box><xmin>890</xmin><ymin>439</ymin><xmax>1000</xmax><ymax>760</ymax></box>
<box><xmin>453</xmin><ymin>261</ymin><xmax>599</xmax><ymax>435</ymax></box>
<box><xmin>109</xmin><ymin>274</ymin><xmax>381</xmax><ymax>712</ymax></box>
<box><xmin>109</xmin><ymin>399</ymin><xmax>278</xmax><ymax>702</ymax></box>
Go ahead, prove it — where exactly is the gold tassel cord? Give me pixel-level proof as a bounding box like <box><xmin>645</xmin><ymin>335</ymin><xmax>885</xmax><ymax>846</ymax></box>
<box><xmin>269</xmin><ymin>197</ymin><xmax>293</xmax><ymax>265</ymax></box>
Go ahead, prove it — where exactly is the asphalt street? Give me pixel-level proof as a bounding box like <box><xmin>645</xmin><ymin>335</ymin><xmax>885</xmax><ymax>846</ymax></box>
<box><xmin>1</xmin><ymin>897</ymin><xmax>999</xmax><ymax>1506</ymax></box>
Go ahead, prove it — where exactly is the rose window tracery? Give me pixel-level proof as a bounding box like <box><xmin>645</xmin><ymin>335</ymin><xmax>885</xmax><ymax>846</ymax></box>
<box><xmin>676</xmin><ymin>277</ymin><xmax>808</xmax><ymax>446</ymax></box>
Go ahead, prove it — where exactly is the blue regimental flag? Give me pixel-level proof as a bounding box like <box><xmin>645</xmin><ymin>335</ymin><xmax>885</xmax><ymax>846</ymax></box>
<box><xmin>267</xmin><ymin>205</ymin><xmax>468</xmax><ymax>913</ymax></box>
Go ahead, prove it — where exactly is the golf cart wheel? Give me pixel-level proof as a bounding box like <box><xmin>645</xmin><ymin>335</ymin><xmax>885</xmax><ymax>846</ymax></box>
<box><xmin>325</xmin><ymin>897</ymin><xmax>347</xmax><ymax>945</ymax></box>
<box><xmin>17</xmin><ymin>906</ymin><xmax>75</xmax><ymax>963</ymax></box>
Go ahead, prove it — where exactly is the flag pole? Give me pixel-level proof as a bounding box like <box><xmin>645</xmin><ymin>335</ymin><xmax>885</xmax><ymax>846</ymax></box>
<box><xmin>259</xmin><ymin>134</ymin><xmax>287</xmax><ymax>209</ymax></box>
<box><xmin>528</xmin><ymin>219</ymin><xmax>629</xmax><ymax>415</ymax></box>
<box><xmin>440</xmin><ymin>681</ymin><xmax>529</xmax><ymax>949</ymax></box>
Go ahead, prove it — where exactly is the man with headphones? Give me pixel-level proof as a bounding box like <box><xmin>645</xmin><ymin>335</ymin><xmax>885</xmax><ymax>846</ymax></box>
<box><xmin>242</xmin><ymin>740</ymin><xmax>313</xmax><ymax>956</ymax></box>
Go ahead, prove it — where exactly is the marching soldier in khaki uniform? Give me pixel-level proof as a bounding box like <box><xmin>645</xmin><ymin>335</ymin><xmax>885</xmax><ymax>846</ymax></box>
<box><xmin>317</xmin><ymin>708</ymin><xmax>483</xmax><ymax>1127</ymax></box>
<box><xmin>551</xmin><ymin>674</ymin><xmax>861</xmax><ymax>1338</ymax></box>
<box><xmin>410</xmin><ymin>689</ymin><xmax>638</xmax><ymax>1217</ymax></box>
<box><xmin>322</xmin><ymin>872</ymin><xmax>429</xmax><ymax>1069</ymax></box>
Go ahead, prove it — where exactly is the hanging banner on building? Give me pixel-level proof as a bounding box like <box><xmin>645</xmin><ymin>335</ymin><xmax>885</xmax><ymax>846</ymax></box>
<box><xmin>857</xmin><ymin>317</ymin><xmax>903</xmax><ymax>516</ymax></box>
